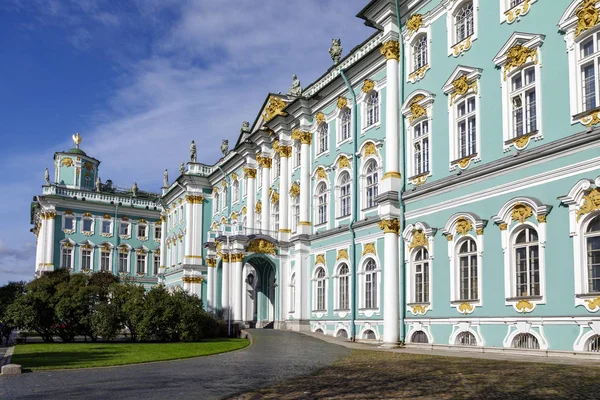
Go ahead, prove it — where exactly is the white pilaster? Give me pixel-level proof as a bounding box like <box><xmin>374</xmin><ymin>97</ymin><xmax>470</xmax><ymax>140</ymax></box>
<box><xmin>184</xmin><ymin>199</ymin><xmax>193</xmax><ymax>262</ymax></box>
<box><xmin>297</xmin><ymin>133</ymin><xmax>312</xmax><ymax>234</ymax></box>
<box><xmin>159</xmin><ymin>216</ymin><xmax>166</xmax><ymax>273</ymax></box>
<box><xmin>221</xmin><ymin>254</ymin><xmax>230</xmax><ymax>310</ymax></box>
<box><xmin>381</xmin><ymin>39</ymin><xmax>401</xmax><ymax>193</ymax></box>
<box><xmin>44</xmin><ymin>212</ymin><xmax>56</xmax><ymax>270</ymax></box>
<box><xmin>232</xmin><ymin>254</ymin><xmax>243</xmax><ymax>322</ymax></box>
<box><xmin>35</xmin><ymin>217</ymin><xmax>45</xmax><ymax>274</ymax></box>
<box><xmin>279</xmin><ymin>146</ymin><xmax>291</xmax><ymax>240</ymax></box>
<box><xmin>246</xmin><ymin>167</ymin><xmax>257</xmax><ymax>231</ymax></box>
<box><xmin>207</xmin><ymin>265</ymin><xmax>214</xmax><ymax>310</ymax></box>
<box><xmin>259</xmin><ymin>156</ymin><xmax>272</xmax><ymax>232</ymax></box>
<box><xmin>381</xmin><ymin>219</ymin><xmax>400</xmax><ymax>346</ymax></box>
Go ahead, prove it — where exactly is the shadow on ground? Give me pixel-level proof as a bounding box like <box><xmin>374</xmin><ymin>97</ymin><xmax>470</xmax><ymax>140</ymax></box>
<box><xmin>230</xmin><ymin>350</ymin><xmax>600</xmax><ymax>399</ymax></box>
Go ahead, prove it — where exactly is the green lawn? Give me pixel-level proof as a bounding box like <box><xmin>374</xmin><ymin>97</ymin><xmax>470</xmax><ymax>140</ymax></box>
<box><xmin>11</xmin><ymin>339</ymin><xmax>249</xmax><ymax>370</ymax></box>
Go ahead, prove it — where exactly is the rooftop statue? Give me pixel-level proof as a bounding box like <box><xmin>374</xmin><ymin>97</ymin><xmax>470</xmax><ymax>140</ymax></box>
<box><xmin>96</xmin><ymin>176</ymin><xmax>101</xmax><ymax>192</ymax></box>
<box><xmin>221</xmin><ymin>139</ymin><xmax>229</xmax><ymax>156</ymax></box>
<box><xmin>72</xmin><ymin>132</ymin><xmax>82</xmax><ymax>149</ymax></box>
<box><xmin>44</xmin><ymin>168</ymin><xmax>49</xmax><ymax>184</ymax></box>
<box><xmin>190</xmin><ymin>140</ymin><xmax>197</xmax><ymax>162</ymax></box>
<box><xmin>131</xmin><ymin>182</ymin><xmax>138</xmax><ymax>197</ymax></box>
<box><xmin>240</xmin><ymin>121</ymin><xmax>250</xmax><ymax>134</ymax></box>
<box><xmin>289</xmin><ymin>74</ymin><xmax>302</xmax><ymax>96</ymax></box>
<box><xmin>180</xmin><ymin>162</ymin><xmax>185</xmax><ymax>175</ymax></box>
<box><xmin>329</xmin><ymin>38</ymin><xmax>343</xmax><ymax>65</ymax></box>
<box><xmin>163</xmin><ymin>169</ymin><xmax>169</xmax><ymax>187</ymax></box>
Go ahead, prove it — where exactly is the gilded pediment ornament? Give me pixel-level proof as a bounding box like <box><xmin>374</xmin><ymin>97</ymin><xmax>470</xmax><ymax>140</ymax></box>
<box><xmin>315</xmin><ymin>112</ymin><xmax>326</xmax><ymax>125</ymax></box>
<box><xmin>576</xmin><ymin>0</ymin><xmax>600</xmax><ymax>37</ymax></box>
<box><xmin>456</xmin><ymin>218</ymin><xmax>473</xmax><ymax>235</ymax></box>
<box><xmin>337</xmin><ymin>156</ymin><xmax>350</xmax><ymax>169</ymax></box>
<box><xmin>449</xmin><ymin>75</ymin><xmax>477</xmax><ymax>105</ymax></box>
<box><xmin>406</xmin><ymin>14</ymin><xmax>423</xmax><ymax>33</ymax></box>
<box><xmin>61</xmin><ymin>157</ymin><xmax>73</xmax><ymax>167</ymax></box>
<box><xmin>255</xmin><ymin>200</ymin><xmax>262</xmax><ymax>214</ymax></box>
<box><xmin>247</xmin><ymin>239</ymin><xmax>276</xmax><ymax>255</ymax></box>
<box><xmin>511</xmin><ymin>202</ymin><xmax>533</xmax><ymax>223</ymax></box>
<box><xmin>364</xmin><ymin>142</ymin><xmax>377</xmax><ymax>156</ymax></box>
<box><xmin>337</xmin><ymin>97</ymin><xmax>348</xmax><ymax>109</ymax></box>
<box><xmin>315</xmin><ymin>254</ymin><xmax>326</xmax><ymax>265</ymax></box>
<box><xmin>504</xmin><ymin>45</ymin><xmax>538</xmax><ymax>80</ymax></box>
<box><xmin>409</xmin><ymin>96</ymin><xmax>427</xmax><ymax>123</ymax></box>
<box><xmin>361</xmin><ymin>79</ymin><xmax>375</xmax><ymax>93</ymax></box>
<box><xmin>408</xmin><ymin>230</ymin><xmax>428</xmax><ymax>250</ymax></box>
<box><xmin>577</xmin><ymin>188</ymin><xmax>600</xmax><ymax>221</ymax></box>
<box><xmin>336</xmin><ymin>249</ymin><xmax>349</xmax><ymax>261</ymax></box>
<box><xmin>289</xmin><ymin>182</ymin><xmax>300</xmax><ymax>198</ymax></box>
<box><xmin>362</xmin><ymin>243</ymin><xmax>376</xmax><ymax>256</ymax></box>
<box><xmin>316</xmin><ymin>167</ymin><xmax>327</xmax><ymax>180</ymax></box>
<box><xmin>262</xmin><ymin>95</ymin><xmax>287</xmax><ymax>122</ymax></box>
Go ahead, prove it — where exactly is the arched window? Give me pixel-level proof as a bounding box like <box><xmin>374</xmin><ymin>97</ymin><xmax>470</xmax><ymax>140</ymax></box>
<box><xmin>414</xmin><ymin>247</ymin><xmax>429</xmax><ymax>303</ymax></box>
<box><xmin>336</xmin><ymin>329</ymin><xmax>348</xmax><ymax>338</ymax></box>
<box><xmin>586</xmin><ymin>215</ymin><xmax>600</xmax><ymax>293</ymax></box>
<box><xmin>413</xmin><ymin>34</ymin><xmax>428</xmax><ymax>72</ymax></box>
<box><xmin>455</xmin><ymin>1</ymin><xmax>474</xmax><ymax>43</ymax></box>
<box><xmin>338</xmin><ymin>263</ymin><xmax>350</xmax><ymax>310</ymax></box>
<box><xmin>411</xmin><ymin>330</ymin><xmax>429</xmax><ymax>343</ymax></box>
<box><xmin>315</xmin><ymin>267</ymin><xmax>326</xmax><ymax>311</ymax></box>
<box><xmin>340</xmin><ymin>108</ymin><xmax>351</xmax><ymax>142</ymax></box>
<box><xmin>222</xmin><ymin>187</ymin><xmax>228</xmax><ymax>211</ymax></box>
<box><xmin>413</xmin><ymin>119</ymin><xmax>429</xmax><ymax>176</ymax></box>
<box><xmin>363</xmin><ymin>329</ymin><xmax>376</xmax><ymax>340</ymax></box>
<box><xmin>317</xmin><ymin>123</ymin><xmax>329</xmax><ymax>155</ymax></box>
<box><xmin>339</xmin><ymin>172</ymin><xmax>351</xmax><ymax>217</ymax></box>
<box><xmin>458</xmin><ymin>238</ymin><xmax>478</xmax><ymax>301</ymax></box>
<box><xmin>364</xmin><ymin>259</ymin><xmax>378</xmax><ymax>309</ymax></box>
<box><xmin>273</xmin><ymin>154</ymin><xmax>281</xmax><ymax>180</ymax></box>
<box><xmin>511</xmin><ymin>333</ymin><xmax>540</xmax><ymax>349</ymax></box>
<box><xmin>366</xmin><ymin>91</ymin><xmax>380</xmax><ymax>127</ymax></box>
<box><xmin>455</xmin><ymin>331</ymin><xmax>477</xmax><ymax>346</ymax></box>
<box><xmin>316</xmin><ymin>183</ymin><xmax>328</xmax><ymax>225</ymax></box>
<box><xmin>232</xmin><ymin>180</ymin><xmax>240</xmax><ymax>203</ymax></box>
<box><xmin>294</xmin><ymin>141</ymin><xmax>301</xmax><ymax>168</ymax></box>
<box><xmin>289</xmin><ymin>273</ymin><xmax>296</xmax><ymax>313</ymax></box>
<box><xmin>365</xmin><ymin>160</ymin><xmax>379</xmax><ymax>209</ymax></box>
<box><xmin>291</xmin><ymin>195</ymin><xmax>300</xmax><ymax>233</ymax></box>
<box><xmin>513</xmin><ymin>227</ymin><xmax>540</xmax><ymax>297</ymax></box>
<box><xmin>586</xmin><ymin>334</ymin><xmax>600</xmax><ymax>352</ymax></box>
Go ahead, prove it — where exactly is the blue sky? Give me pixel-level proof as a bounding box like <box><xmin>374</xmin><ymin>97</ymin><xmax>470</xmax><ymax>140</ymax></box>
<box><xmin>0</xmin><ymin>0</ymin><xmax>373</xmax><ymax>285</ymax></box>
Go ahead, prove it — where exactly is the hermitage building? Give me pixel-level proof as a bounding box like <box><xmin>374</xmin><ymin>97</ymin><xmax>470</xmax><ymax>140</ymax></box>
<box><xmin>31</xmin><ymin>0</ymin><xmax>600</xmax><ymax>354</ymax></box>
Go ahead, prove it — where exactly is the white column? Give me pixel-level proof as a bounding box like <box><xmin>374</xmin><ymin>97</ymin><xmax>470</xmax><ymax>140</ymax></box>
<box><xmin>246</xmin><ymin>168</ymin><xmax>257</xmax><ymax>231</ymax></box>
<box><xmin>184</xmin><ymin>198</ymin><xmax>193</xmax><ymax>263</ymax></box>
<box><xmin>45</xmin><ymin>212</ymin><xmax>56</xmax><ymax>270</ymax></box>
<box><xmin>298</xmin><ymin>133</ymin><xmax>312</xmax><ymax>234</ymax></box>
<box><xmin>35</xmin><ymin>215</ymin><xmax>45</xmax><ymax>273</ymax></box>
<box><xmin>259</xmin><ymin>156</ymin><xmax>272</xmax><ymax>232</ymax></box>
<box><xmin>381</xmin><ymin>219</ymin><xmax>400</xmax><ymax>345</ymax></box>
<box><xmin>207</xmin><ymin>263</ymin><xmax>215</xmax><ymax>310</ymax></box>
<box><xmin>294</xmin><ymin>242</ymin><xmax>310</xmax><ymax>321</ymax></box>
<box><xmin>232</xmin><ymin>254</ymin><xmax>243</xmax><ymax>322</ymax></box>
<box><xmin>279</xmin><ymin>146</ymin><xmax>291</xmax><ymax>239</ymax></box>
<box><xmin>381</xmin><ymin>39</ymin><xmax>401</xmax><ymax>188</ymax></box>
<box><xmin>159</xmin><ymin>216</ymin><xmax>166</xmax><ymax>273</ymax></box>
<box><xmin>221</xmin><ymin>255</ymin><xmax>230</xmax><ymax>310</ymax></box>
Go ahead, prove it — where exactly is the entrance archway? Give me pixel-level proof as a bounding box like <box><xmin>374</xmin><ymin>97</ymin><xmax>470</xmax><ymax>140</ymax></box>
<box><xmin>243</xmin><ymin>255</ymin><xmax>277</xmax><ymax>328</ymax></box>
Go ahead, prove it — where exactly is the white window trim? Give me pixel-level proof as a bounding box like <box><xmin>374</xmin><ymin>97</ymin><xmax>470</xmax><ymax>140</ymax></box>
<box><xmin>99</xmin><ymin>244</ymin><xmax>113</xmax><ymax>272</ymax></box>
<box><xmin>502</xmin><ymin>323</ymin><xmax>549</xmax><ymax>350</ymax></box>
<box><xmin>288</xmin><ymin>272</ymin><xmax>296</xmax><ymax>314</ymax></box>
<box><xmin>313</xmin><ymin>180</ymin><xmax>330</xmax><ymax>229</ymax></box>
<box><xmin>153</xmin><ymin>224</ymin><xmax>161</xmax><ymax>243</ymax></box>
<box><xmin>100</xmin><ymin>217</ymin><xmax>113</xmax><ymax>238</ymax></box>
<box><xmin>406</xmin><ymin>322</ymin><xmax>434</xmax><ymax>344</ymax></box>
<box><xmin>314</xmin><ymin>123</ymin><xmax>330</xmax><ymax>159</ymax></box>
<box><xmin>449</xmin><ymin>323</ymin><xmax>484</xmax><ymax>347</ymax></box>
<box><xmin>492</xmin><ymin>196</ymin><xmax>551</xmax><ymax>312</ymax></box>
<box><xmin>137</xmin><ymin>223</ymin><xmax>148</xmax><ymax>241</ymax></box>
<box><xmin>311</xmin><ymin>265</ymin><xmax>329</xmax><ymax>316</ymax></box>
<box><xmin>59</xmin><ymin>240</ymin><xmax>75</xmax><ymax>269</ymax></box>
<box><xmin>62</xmin><ymin>213</ymin><xmax>75</xmax><ymax>234</ymax></box>
<box><xmin>118</xmin><ymin>247</ymin><xmax>130</xmax><ymax>274</ymax></box>
<box><xmin>119</xmin><ymin>220</ymin><xmax>131</xmax><ymax>239</ymax></box>
<box><xmin>445</xmin><ymin>0</ymin><xmax>479</xmax><ymax>57</ymax></box>
<box><xmin>333</xmin><ymin>258</ymin><xmax>352</xmax><ymax>316</ymax></box>
<box><xmin>442</xmin><ymin>212</ymin><xmax>487</xmax><ymax>313</ymax></box>
<box><xmin>79</xmin><ymin>244</ymin><xmax>94</xmax><ymax>272</ymax></box>
<box><xmin>405</xmin><ymin>26</ymin><xmax>431</xmax><ymax>83</ymax></box>
<box><xmin>357</xmin><ymin>78</ymin><xmax>385</xmax><ymax>134</ymax></box>
<box><xmin>493</xmin><ymin>32</ymin><xmax>544</xmax><ymax>152</ymax></box>
<box><xmin>359</xmin><ymin>154</ymin><xmax>382</xmax><ymax>217</ymax></box>
<box><xmin>336</xmin><ymin>106</ymin><xmax>354</xmax><ymax>147</ymax></box>
<box><xmin>403</xmin><ymin>222</ymin><xmax>436</xmax><ymax>315</ymax></box>
<box><xmin>213</xmin><ymin>192</ymin><xmax>219</xmax><ymax>215</ymax></box>
<box><xmin>401</xmin><ymin>90</ymin><xmax>435</xmax><ymax>185</ymax></box>
<box><xmin>500</xmin><ymin>0</ymin><xmax>537</xmax><ymax>24</ymax></box>
<box><xmin>81</xmin><ymin>215</ymin><xmax>95</xmax><ymax>237</ymax></box>
<box><xmin>442</xmin><ymin>66</ymin><xmax>482</xmax><ymax>171</ymax></box>
<box><xmin>559</xmin><ymin>176</ymin><xmax>600</xmax><ymax>311</ymax></box>
<box><xmin>135</xmin><ymin>249</ymin><xmax>149</xmax><ymax>276</ymax></box>
<box><xmin>358</xmin><ymin>256</ymin><xmax>381</xmax><ymax>315</ymax></box>
<box><xmin>559</xmin><ymin>1</ymin><xmax>600</xmax><ymax>124</ymax></box>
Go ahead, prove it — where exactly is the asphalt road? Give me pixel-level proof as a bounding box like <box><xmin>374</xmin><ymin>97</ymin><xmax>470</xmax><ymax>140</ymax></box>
<box><xmin>0</xmin><ymin>330</ymin><xmax>349</xmax><ymax>400</ymax></box>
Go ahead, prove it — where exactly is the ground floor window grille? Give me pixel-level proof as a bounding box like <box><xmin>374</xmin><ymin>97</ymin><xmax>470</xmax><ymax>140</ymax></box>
<box><xmin>363</xmin><ymin>329</ymin><xmax>376</xmax><ymax>340</ymax></box>
<box><xmin>411</xmin><ymin>330</ymin><xmax>429</xmax><ymax>343</ymax></box>
<box><xmin>336</xmin><ymin>329</ymin><xmax>348</xmax><ymax>338</ymax></box>
<box><xmin>586</xmin><ymin>335</ymin><xmax>600</xmax><ymax>352</ymax></box>
<box><xmin>455</xmin><ymin>331</ymin><xmax>477</xmax><ymax>346</ymax></box>
<box><xmin>511</xmin><ymin>333</ymin><xmax>539</xmax><ymax>349</ymax></box>
<box><xmin>315</xmin><ymin>329</ymin><xmax>324</xmax><ymax>334</ymax></box>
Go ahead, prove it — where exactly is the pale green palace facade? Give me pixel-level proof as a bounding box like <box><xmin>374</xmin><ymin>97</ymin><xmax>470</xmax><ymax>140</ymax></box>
<box><xmin>32</xmin><ymin>0</ymin><xmax>600</xmax><ymax>354</ymax></box>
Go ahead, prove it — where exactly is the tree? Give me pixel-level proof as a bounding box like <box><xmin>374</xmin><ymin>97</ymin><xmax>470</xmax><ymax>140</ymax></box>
<box><xmin>0</xmin><ymin>281</ymin><xmax>26</xmax><ymax>321</ymax></box>
<box><xmin>109</xmin><ymin>280</ymin><xmax>146</xmax><ymax>342</ymax></box>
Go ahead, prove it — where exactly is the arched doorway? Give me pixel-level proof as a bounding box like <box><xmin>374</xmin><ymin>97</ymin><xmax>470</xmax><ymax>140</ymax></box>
<box><xmin>243</xmin><ymin>255</ymin><xmax>277</xmax><ymax>328</ymax></box>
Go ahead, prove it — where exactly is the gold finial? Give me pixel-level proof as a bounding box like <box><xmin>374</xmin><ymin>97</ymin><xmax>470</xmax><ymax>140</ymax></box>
<box><xmin>72</xmin><ymin>132</ymin><xmax>82</xmax><ymax>149</ymax></box>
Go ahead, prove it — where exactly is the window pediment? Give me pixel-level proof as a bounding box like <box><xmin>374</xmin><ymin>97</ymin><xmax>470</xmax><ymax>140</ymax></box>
<box><xmin>442</xmin><ymin>65</ymin><xmax>482</xmax><ymax>95</ymax></box>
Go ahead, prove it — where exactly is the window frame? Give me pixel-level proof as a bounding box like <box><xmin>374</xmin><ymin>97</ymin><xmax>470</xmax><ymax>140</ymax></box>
<box><xmin>363</xmin><ymin>158</ymin><xmax>380</xmax><ymax>211</ymax></box>
<box><xmin>136</xmin><ymin>251</ymin><xmax>147</xmax><ymax>275</ymax></box>
<box><xmin>336</xmin><ymin>170</ymin><xmax>352</xmax><ymax>219</ymax></box>
<box><xmin>80</xmin><ymin>245</ymin><xmax>93</xmax><ymax>271</ymax></box>
<box><xmin>500</xmin><ymin>0</ymin><xmax>537</xmax><ymax>24</ymax></box>
<box><xmin>81</xmin><ymin>215</ymin><xmax>94</xmax><ymax>236</ymax></box>
<box><xmin>119</xmin><ymin>220</ymin><xmax>131</xmax><ymax>239</ymax></box>
<box><xmin>403</xmin><ymin>223</ymin><xmax>436</xmax><ymax>315</ymax></box>
<box><xmin>363</xmin><ymin>90</ymin><xmax>381</xmax><ymax>130</ymax></box>
<box><xmin>313</xmin><ymin>266</ymin><xmax>328</xmax><ymax>313</ymax></box>
<box><xmin>100</xmin><ymin>246</ymin><xmax>112</xmax><ymax>272</ymax></box>
<box><xmin>118</xmin><ymin>247</ymin><xmax>130</xmax><ymax>273</ymax></box>
<box><xmin>335</xmin><ymin>262</ymin><xmax>351</xmax><ymax>311</ymax></box>
<box><xmin>316</xmin><ymin>123</ymin><xmax>329</xmax><ymax>156</ymax></box>
<box><xmin>446</xmin><ymin>0</ymin><xmax>479</xmax><ymax>57</ymax></box>
<box><xmin>363</xmin><ymin>258</ymin><xmax>379</xmax><ymax>309</ymax></box>
<box><xmin>137</xmin><ymin>223</ymin><xmax>147</xmax><ymax>240</ymax></box>
<box><xmin>315</xmin><ymin>182</ymin><xmax>329</xmax><ymax>227</ymax></box>
<box><xmin>60</xmin><ymin>241</ymin><xmax>74</xmax><ymax>269</ymax></box>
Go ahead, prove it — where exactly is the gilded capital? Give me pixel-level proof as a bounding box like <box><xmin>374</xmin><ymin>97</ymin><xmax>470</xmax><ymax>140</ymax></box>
<box><xmin>243</xmin><ymin>166</ymin><xmax>257</xmax><ymax>179</ymax></box>
<box><xmin>185</xmin><ymin>195</ymin><xmax>204</xmax><ymax>204</ymax></box>
<box><xmin>378</xmin><ymin>219</ymin><xmax>400</xmax><ymax>234</ymax></box>
<box><xmin>380</xmin><ymin>40</ymin><xmax>400</xmax><ymax>61</ymax></box>
<box><xmin>207</xmin><ymin>258</ymin><xmax>217</xmax><ymax>267</ymax></box>
<box><xmin>279</xmin><ymin>146</ymin><xmax>292</xmax><ymax>158</ymax></box>
<box><xmin>292</xmin><ymin>128</ymin><xmax>312</xmax><ymax>145</ymax></box>
<box><xmin>256</xmin><ymin>155</ymin><xmax>273</xmax><ymax>168</ymax></box>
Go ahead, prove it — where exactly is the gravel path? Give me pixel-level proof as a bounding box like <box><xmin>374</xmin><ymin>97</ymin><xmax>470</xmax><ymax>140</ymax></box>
<box><xmin>0</xmin><ymin>329</ymin><xmax>350</xmax><ymax>400</ymax></box>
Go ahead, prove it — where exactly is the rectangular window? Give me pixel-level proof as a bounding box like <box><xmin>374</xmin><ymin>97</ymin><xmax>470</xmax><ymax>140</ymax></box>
<box><xmin>119</xmin><ymin>252</ymin><xmax>128</xmax><ymax>273</ymax></box>
<box><xmin>510</xmin><ymin>67</ymin><xmax>537</xmax><ymax>138</ymax></box>
<box><xmin>82</xmin><ymin>219</ymin><xmax>92</xmax><ymax>233</ymax></box>
<box><xmin>101</xmin><ymin>251</ymin><xmax>110</xmax><ymax>271</ymax></box>
<box><xmin>81</xmin><ymin>249</ymin><xmax>92</xmax><ymax>270</ymax></box>
<box><xmin>340</xmin><ymin>109</ymin><xmax>351</xmax><ymax>141</ymax></box>
<box><xmin>101</xmin><ymin>220</ymin><xmax>111</xmax><ymax>235</ymax></box>
<box><xmin>456</xmin><ymin>97</ymin><xmax>477</xmax><ymax>159</ymax></box>
<box><xmin>62</xmin><ymin>247</ymin><xmax>72</xmax><ymax>268</ymax></box>
<box><xmin>136</xmin><ymin>254</ymin><xmax>146</xmax><ymax>274</ymax></box>
<box><xmin>318</xmin><ymin>125</ymin><xmax>328</xmax><ymax>154</ymax></box>
<box><xmin>138</xmin><ymin>225</ymin><xmax>146</xmax><ymax>238</ymax></box>
<box><xmin>120</xmin><ymin>222</ymin><xmax>129</xmax><ymax>236</ymax></box>
<box><xmin>64</xmin><ymin>216</ymin><xmax>74</xmax><ymax>231</ymax></box>
<box><xmin>153</xmin><ymin>254</ymin><xmax>160</xmax><ymax>275</ymax></box>
<box><xmin>340</xmin><ymin>276</ymin><xmax>349</xmax><ymax>309</ymax></box>
<box><xmin>154</xmin><ymin>225</ymin><xmax>161</xmax><ymax>240</ymax></box>
<box><xmin>340</xmin><ymin>184</ymin><xmax>351</xmax><ymax>217</ymax></box>
<box><xmin>413</xmin><ymin>120</ymin><xmax>429</xmax><ymax>176</ymax></box>
<box><xmin>294</xmin><ymin>143</ymin><xmax>301</xmax><ymax>168</ymax></box>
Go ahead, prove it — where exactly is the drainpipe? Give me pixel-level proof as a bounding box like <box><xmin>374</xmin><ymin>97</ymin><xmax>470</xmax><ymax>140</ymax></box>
<box><xmin>394</xmin><ymin>0</ymin><xmax>407</xmax><ymax>343</ymax></box>
<box><xmin>340</xmin><ymin>69</ymin><xmax>359</xmax><ymax>341</ymax></box>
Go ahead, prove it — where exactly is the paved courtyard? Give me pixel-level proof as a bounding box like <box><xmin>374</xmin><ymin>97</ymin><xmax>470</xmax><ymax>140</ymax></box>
<box><xmin>0</xmin><ymin>330</ymin><xmax>349</xmax><ymax>400</ymax></box>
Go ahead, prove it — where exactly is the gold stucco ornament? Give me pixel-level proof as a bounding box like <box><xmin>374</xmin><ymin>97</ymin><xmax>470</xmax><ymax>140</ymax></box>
<box><xmin>315</xmin><ymin>254</ymin><xmax>326</xmax><ymax>265</ymax></box>
<box><xmin>380</xmin><ymin>40</ymin><xmax>400</xmax><ymax>61</ymax></box>
<box><xmin>269</xmin><ymin>188</ymin><xmax>279</xmax><ymax>204</ymax></box>
<box><xmin>336</xmin><ymin>249</ymin><xmax>348</xmax><ymax>261</ymax></box>
<box><xmin>279</xmin><ymin>146</ymin><xmax>292</xmax><ymax>158</ymax></box>
<box><xmin>247</xmin><ymin>239</ymin><xmax>276</xmax><ymax>255</ymax></box>
<box><xmin>242</xmin><ymin>166</ymin><xmax>257</xmax><ymax>179</ymax></box>
<box><xmin>576</xmin><ymin>0</ymin><xmax>600</xmax><ymax>37</ymax></box>
<box><xmin>361</xmin><ymin>79</ymin><xmax>375</xmax><ymax>93</ymax></box>
<box><xmin>364</xmin><ymin>142</ymin><xmax>377</xmax><ymax>156</ymax></box>
<box><xmin>289</xmin><ymin>182</ymin><xmax>300</xmax><ymax>198</ymax></box>
<box><xmin>292</xmin><ymin>129</ymin><xmax>313</xmax><ymax>145</ymax></box>
<box><xmin>262</xmin><ymin>95</ymin><xmax>287</xmax><ymax>122</ymax></box>
<box><xmin>511</xmin><ymin>202</ymin><xmax>533</xmax><ymax>223</ymax></box>
<box><xmin>450</xmin><ymin>75</ymin><xmax>477</xmax><ymax>105</ymax></box>
<box><xmin>409</xmin><ymin>95</ymin><xmax>426</xmax><ymax>123</ymax></box>
<box><xmin>61</xmin><ymin>157</ymin><xmax>73</xmax><ymax>167</ymax></box>
<box><xmin>255</xmin><ymin>200</ymin><xmax>262</xmax><ymax>214</ymax></box>
<box><xmin>585</xmin><ymin>296</ymin><xmax>600</xmax><ymax>311</ymax></box>
<box><xmin>409</xmin><ymin>230</ymin><xmax>428</xmax><ymax>250</ymax></box>
<box><xmin>515</xmin><ymin>299</ymin><xmax>534</xmax><ymax>313</ymax></box>
<box><xmin>410</xmin><ymin>304</ymin><xmax>428</xmax><ymax>315</ymax></box>
<box><xmin>408</xmin><ymin>64</ymin><xmax>429</xmax><ymax>82</ymax></box>
<box><xmin>315</xmin><ymin>112</ymin><xmax>326</xmax><ymax>125</ymax></box>
<box><xmin>406</xmin><ymin>14</ymin><xmax>423</xmax><ymax>33</ymax></box>
<box><xmin>458</xmin><ymin>302</ymin><xmax>474</xmax><ymax>314</ymax></box>
<box><xmin>182</xmin><ymin>276</ymin><xmax>204</xmax><ymax>284</ymax></box>
<box><xmin>577</xmin><ymin>188</ymin><xmax>600</xmax><ymax>221</ymax></box>
<box><xmin>72</xmin><ymin>132</ymin><xmax>82</xmax><ymax>148</ymax></box>
<box><xmin>337</xmin><ymin>156</ymin><xmax>350</xmax><ymax>169</ymax></box>
<box><xmin>581</xmin><ymin>110</ymin><xmax>600</xmax><ymax>126</ymax></box>
<box><xmin>362</xmin><ymin>243</ymin><xmax>376</xmax><ymax>256</ymax></box>
<box><xmin>378</xmin><ymin>219</ymin><xmax>400</xmax><ymax>234</ymax></box>
<box><xmin>456</xmin><ymin>218</ymin><xmax>473</xmax><ymax>235</ymax></box>
<box><xmin>504</xmin><ymin>45</ymin><xmax>538</xmax><ymax>80</ymax></box>
<box><xmin>337</xmin><ymin>97</ymin><xmax>348</xmax><ymax>109</ymax></box>
<box><xmin>505</xmin><ymin>0</ymin><xmax>531</xmax><ymax>23</ymax></box>
<box><xmin>316</xmin><ymin>167</ymin><xmax>327</xmax><ymax>180</ymax></box>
